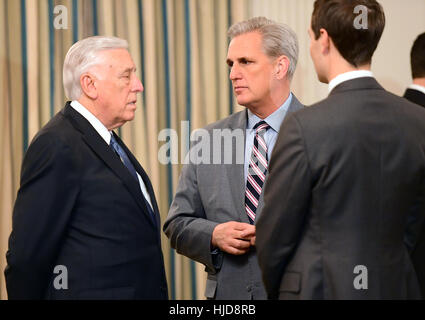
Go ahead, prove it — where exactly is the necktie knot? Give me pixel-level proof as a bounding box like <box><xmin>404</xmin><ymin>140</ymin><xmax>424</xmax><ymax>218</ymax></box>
<box><xmin>253</xmin><ymin>121</ymin><xmax>270</xmax><ymax>135</ymax></box>
<box><xmin>110</xmin><ymin>134</ymin><xmax>118</xmax><ymax>148</ymax></box>
<box><xmin>110</xmin><ymin>133</ymin><xmax>138</xmax><ymax>182</ymax></box>
<box><xmin>110</xmin><ymin>134</ymin><xmax>123</xmax><ymax>161</ymax></box>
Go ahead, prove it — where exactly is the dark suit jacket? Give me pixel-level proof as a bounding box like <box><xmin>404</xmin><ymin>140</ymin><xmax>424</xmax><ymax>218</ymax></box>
<box><xmin>404</xmin><ymin>88</ymin><xmax>425</xmax><ymax>298</ymax></box>
<box><xmin>403</xmin><ymin>88</ymin><xmax>425</xmax><ymax>108</ymax></box>
<box><xmin>5</xmin><ymin>102</ymin><xmax>168</xmax><ymax>300</ymax></box>
<box><xmin>256</xmin><ymin>78</ymin><xmax>425</xmax><ymax>299</ymax></box>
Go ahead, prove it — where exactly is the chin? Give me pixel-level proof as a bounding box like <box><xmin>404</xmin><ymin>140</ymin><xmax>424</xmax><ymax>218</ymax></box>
<box><xmin>119</xmin><ymin>114</ymin><xmax>135</xmax><ymax>125</ymax></box>
<box><xmin>127</xmin><ymin>114</ymin><xmax>136</xmax><ymax>121</ymax></box>
<box><xmin>236</xmin><ymin>97</ymin><xmax>252</xmax><ymax>107</ymax></box>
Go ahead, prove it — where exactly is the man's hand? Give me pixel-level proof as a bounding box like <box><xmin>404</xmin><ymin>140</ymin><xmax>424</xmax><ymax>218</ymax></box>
<box><xmin>211</xmin><ymin>221</ymin><xmax>256</xmax><ymax>255</ymax></box>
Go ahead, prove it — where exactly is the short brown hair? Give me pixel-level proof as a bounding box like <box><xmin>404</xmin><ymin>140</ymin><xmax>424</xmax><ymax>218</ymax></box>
<box><xmin>311</xmin><ymin>0</ymin><xmax>385</xmax><ymax>67</ymax></box>
<box><xmin>411</xmin><ymin>32</ymin><xmax>425</xmax><ymax>79</ymax></box>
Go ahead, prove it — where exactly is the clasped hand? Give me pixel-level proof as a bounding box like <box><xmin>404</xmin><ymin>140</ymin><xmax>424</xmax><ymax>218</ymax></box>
<box><xmin>211</xmin><ymin>221</ymin><xmax>256</xmax><ymax>255</ymax></box>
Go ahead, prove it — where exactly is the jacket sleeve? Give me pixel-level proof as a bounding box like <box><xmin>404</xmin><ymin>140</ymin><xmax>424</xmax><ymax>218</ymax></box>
<box><xmin>4</xmin><ymin>133</ymin><xmax>79</xmax><ymax>299</ymax></box>
<box><xmin>256</xmin><ymin>113</ymin><xmax>313</xmax><ymax>299</ymax></box>
<box><xmin>163</xmin><ymin>146</ymin><xmax>220</xmax><ymax>273</ymax></box>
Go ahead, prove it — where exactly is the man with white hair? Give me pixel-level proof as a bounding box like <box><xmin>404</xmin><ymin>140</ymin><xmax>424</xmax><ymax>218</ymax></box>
<box><xmin>5</xmin><ymin>36</ymin><xmax>168</xmax><ymax>300</ymax></box>
<box><xmin>164</xmin><ymin>17</ymin><xmax>303</xmax><ymax>299</ymax></box>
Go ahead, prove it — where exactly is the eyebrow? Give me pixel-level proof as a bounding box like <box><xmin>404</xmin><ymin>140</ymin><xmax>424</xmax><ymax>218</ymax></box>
<box><xmin>226</xmin><ymin>57</ymin><xmax>251</xmax><ymax>65</ymax></box>
<box><xmin>119</xmin><ymin>67</ymin><xmax>137</xmax><ymax>75</ymax></box>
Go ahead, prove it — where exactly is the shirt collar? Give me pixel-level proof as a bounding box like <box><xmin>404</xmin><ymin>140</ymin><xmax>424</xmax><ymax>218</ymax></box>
<box><xmin>408</xmin><ymin>84</ymin><xmax>425</xmax><ymax>95</ymax></box>
<box><xmin>70</xmin><ymin>100</ymin><xmax>112</xmax><ymax>145</ymax></box>
<box><xmin>247</xmin><ymin>93</ymin><xmax>293</xmax><ymax>133</ymax></box>
<box><xmin>328</xmin><ymin>70</ymin><xmax>374</xmax><ymax>93</ymax></box>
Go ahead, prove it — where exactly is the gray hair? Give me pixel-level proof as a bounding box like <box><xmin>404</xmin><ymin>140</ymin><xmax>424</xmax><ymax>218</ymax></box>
<box><xmin>228</xmin><ymin>17</ymin><xmax>299</xmax><ymax>80</ymax></box>
<box><xmin>63</xmin><ymin>36</ymin><xmax>129</xmax><ymax>100</ymax></box>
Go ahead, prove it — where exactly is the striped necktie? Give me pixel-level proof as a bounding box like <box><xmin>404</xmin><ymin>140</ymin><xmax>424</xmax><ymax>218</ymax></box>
<box><xmin>245</xmin><ymin>121</ymin><xmax>270</xmax><ymax>224</ymax></box>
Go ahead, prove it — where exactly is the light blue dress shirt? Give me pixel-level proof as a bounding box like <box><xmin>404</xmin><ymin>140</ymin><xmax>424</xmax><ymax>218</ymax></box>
<box><xmin>244</xmin><ymin>93</ymin><xmax>293</xmax><ymax>182</ymax></box>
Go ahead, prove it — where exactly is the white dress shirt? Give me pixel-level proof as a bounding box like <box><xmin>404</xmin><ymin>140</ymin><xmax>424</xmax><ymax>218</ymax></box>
<box><xmin>244</xmin><ymin>93</ymin><xmax>293</xmax><ymax>182</ymax></box>
<box><xmin>328</xmin><ymin>70</ymin><xmax>374</xmax><ymax>93</ymax></box>
<box><xmin>408</xmin><ymin>84</ymin><xmax>425</xmax><ymax>95</ymax></box>
<box><xmin>70</xmin><ymin>100</ymin><xmax>153</xmax><ymax>209</ymax></box>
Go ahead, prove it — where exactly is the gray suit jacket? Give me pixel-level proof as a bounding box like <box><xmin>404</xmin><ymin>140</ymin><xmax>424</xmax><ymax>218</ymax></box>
<box><xmin>257</xmin><ymin>78</ymin><xmax>425</xmax><ymax>300</ymax></box>
<box><xmin>164</xmin><ymin>96</ymin><xmax>303</xmax><ymax>299</ymax></box>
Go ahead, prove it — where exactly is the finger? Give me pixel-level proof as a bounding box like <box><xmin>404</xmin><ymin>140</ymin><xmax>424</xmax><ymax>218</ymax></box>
<box><xmin>232</xmin><ymin>222</ymin><xmax>254</xmax><ymax>231</ymax></box>
<box><xmin>239</xmin><ymin>226</ymin><xmax>256</xmax><ymax>239</ymax></box>
<box><xmin>231</xmin><ymin>238</ymin><xmax>251</xmax><ymax>250</ymax></box>
<box><xmin>250</xmin><ymin>236</ymin><xmax>256</xmax><ymax>246</ymax></box>
<box><xmin>223</xmin><ymin>245</ymin><xmax>250</xmax><ymax>256</ymax></box>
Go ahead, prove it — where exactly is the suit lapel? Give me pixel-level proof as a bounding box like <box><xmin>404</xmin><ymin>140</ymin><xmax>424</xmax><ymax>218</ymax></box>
<box><xmin>63</xmin><ymin>103</ymin><xmax>157</xmax><ymax>228</ymax></box>
<box><xmin>224</xmin><ymin>110</ymin><xmax>250</xmax><ymax>223</ymax></box>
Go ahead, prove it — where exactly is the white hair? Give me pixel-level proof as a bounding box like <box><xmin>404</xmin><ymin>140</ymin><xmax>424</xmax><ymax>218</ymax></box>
<box><xmin>228</xmin><ymin>17</ymin><xmax>299</xmax><ymax>80</ymax></box>
<box><xmin>63</xmin><ymin>36</ymin><xmax>129</xmax><ymax>100</ymax></box>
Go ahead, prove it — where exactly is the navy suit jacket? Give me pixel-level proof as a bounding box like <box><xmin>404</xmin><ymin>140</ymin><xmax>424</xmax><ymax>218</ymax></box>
<box><xmin>403</xmin><ymin>87</ymin><xmax>425</xmax><ymax>298</ymax></box>
<box><xmin>5</xmin><ymin>102</ymin><xmax>168</xmax><ymax>299</ymax></box>
<box><xmin>403</xmin><ymin>88</ymin><xmax>425</xmax><ymax>108</ymax></box>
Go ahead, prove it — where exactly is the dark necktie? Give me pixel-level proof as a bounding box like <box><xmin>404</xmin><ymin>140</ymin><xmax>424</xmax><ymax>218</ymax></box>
<box><xmin>110</xmin><ymin>133</ymin><xmax>156</xmax><ymax>224</ymax></box>
<box><xmin>245</xmin><ymin>121</ymin><xmax>270</xmax><ymax>224</ymax></box>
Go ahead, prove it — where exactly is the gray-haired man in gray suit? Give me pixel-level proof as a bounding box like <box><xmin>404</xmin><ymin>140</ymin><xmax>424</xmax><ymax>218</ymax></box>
<box><xmin>164</xmin><ymin>17</ymin><xmax>303</xmax><ymax>300</ymax></box>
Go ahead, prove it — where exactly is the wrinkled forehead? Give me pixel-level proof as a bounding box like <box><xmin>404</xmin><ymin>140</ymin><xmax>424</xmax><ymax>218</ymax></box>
<box><xmin>96</xmin><ymin>48</ymin><xmax>136</xmax><ymax>71</ymax></box>
<box><xmin>227</xmin><ymin>32</ymin><xmax>265</xmax><ymax>59</ymax></box>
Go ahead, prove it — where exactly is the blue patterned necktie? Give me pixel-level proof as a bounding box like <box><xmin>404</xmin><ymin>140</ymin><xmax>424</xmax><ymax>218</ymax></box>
<box><xmin>110</xmin><ymin>134</ymin><xmax>139</xmax><ymax>182</ymax></box>
<box><xmin>110</xmin><ymin>133</ymin><xmax>156</xmax><ymax>224</ymax></box>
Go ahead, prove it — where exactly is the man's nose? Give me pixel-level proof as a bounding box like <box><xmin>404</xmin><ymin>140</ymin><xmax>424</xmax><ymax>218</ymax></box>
<box><xmin>229</xmin><ymin>64</ymin><xmax>242</xmax><ymax>81</ymax></box>
<box><xmin>133</xmin><ymin>76</ymin><xmax>144</xmax><ymax>92</ymax></box>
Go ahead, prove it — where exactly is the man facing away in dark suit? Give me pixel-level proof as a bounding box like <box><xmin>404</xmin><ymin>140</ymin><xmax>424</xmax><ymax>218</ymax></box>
<box><xmin>256</xmin><ymin>0</ymin><xmax>425</xmax><ymax>300</ymax></box>
<box><xmin>403</xmin><ymin>32</ymin><xmax>425</xmax><ymax>108</ymax></box>
<box><xmin>404</xmin><ymin>32</ymin><xmax>425</xmax><ymax>298</ymax></box>
<box><xmin>164</xmin><ymin>17</ymin><xmax>303</xmax><ymax>299</ymax></box>
<box><xmin>5</xmin><ymin>36</ymin><xmax>168</xmax><ymax>300</ymax></box>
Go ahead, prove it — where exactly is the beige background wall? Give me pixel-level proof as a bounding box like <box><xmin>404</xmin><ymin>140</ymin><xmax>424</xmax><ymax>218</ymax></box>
<box><xmin>373</xmin><ymin>0</ymin><xmax>425</xmax><ymax>95</ymax></box>
<box><xmin>252</xmin><ymin>0</ymin><xmax>425</xmax><ymax>105</ymax></box>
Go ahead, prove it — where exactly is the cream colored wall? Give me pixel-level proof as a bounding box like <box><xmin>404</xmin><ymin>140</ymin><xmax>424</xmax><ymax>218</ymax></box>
<box><xmin>251</xmin><ymin>0</ymin><xmax>328</xmax><ymax>106</ymax></box>
<box><xmin>373</xmin><ymin>0</ymin><xmax>425</xmax><ymax>95</ymax></box>
<box><xmin>250</xmin><ymin>0</ymin><xmax>425</xmax><ymax>105</ymax></box>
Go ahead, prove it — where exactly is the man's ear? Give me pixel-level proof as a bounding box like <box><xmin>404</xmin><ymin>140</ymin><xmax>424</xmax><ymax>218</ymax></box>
<box><xmin>275</xmin><ymin>55</ymin><xmax>290</xmax><ymax>80</ymax></box>
<box><xmin>80</xmin><ymin>73</ymin><xmax>98</xmax><ymax>99</ymax></box>
<box><xmin>319</xmin><ymin>28</ymin><xmax>330</xmax><ymax>55</ymax></box>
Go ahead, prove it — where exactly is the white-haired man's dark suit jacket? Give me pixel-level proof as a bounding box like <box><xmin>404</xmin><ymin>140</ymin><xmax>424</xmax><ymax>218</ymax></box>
<box><xmin>5</xmin><ymin>102</ymin><xmax>168</xmax><ymax>299</ymax></box>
